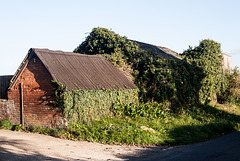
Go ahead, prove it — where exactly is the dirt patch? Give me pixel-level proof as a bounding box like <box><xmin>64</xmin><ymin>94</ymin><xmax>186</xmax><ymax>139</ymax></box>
<box><xmin>0</xmin><ymin>129</ymin><xmax>146</xmax><ymax>160</ymax></box>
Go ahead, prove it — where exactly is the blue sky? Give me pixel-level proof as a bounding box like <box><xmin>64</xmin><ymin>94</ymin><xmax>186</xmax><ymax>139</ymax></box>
<box><xmin>1</xmin><ymin>0</ymin><xmax>240</xmax><ymax>75</ymax></box>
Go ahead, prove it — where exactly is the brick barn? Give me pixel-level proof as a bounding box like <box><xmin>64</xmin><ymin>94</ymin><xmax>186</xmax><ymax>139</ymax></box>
<box><xmin>1</xmin><ymin>48</ymin><xmax>137</xmax><ymax>127</ymax></box>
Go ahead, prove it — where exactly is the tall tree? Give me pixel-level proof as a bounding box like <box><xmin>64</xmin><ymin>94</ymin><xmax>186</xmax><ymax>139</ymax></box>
<box><xmin>74</xmin><ymin>27</ymin><xmax>140</xmax><ymax>67</ymax></box>
<box><xmin>182</xmin><ymin>39</ymin><xmax>223</xmax><ymax>104</ymax></box>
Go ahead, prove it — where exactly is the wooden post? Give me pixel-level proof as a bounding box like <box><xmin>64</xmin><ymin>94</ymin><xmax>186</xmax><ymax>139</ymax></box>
<box><xmin>20</xmin><ymin>82</ymin><xmax>24</xmax><ymax>125</ymax></box>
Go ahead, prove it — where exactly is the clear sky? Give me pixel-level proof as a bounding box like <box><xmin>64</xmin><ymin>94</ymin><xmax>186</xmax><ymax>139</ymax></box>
<box><xmin>1</xmin><ymin>0</ymin><xmax>240</xmax><ymax>75</ymax></box>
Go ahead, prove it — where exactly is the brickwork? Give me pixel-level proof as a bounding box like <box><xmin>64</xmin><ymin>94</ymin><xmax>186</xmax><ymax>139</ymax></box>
<box><xmin>7</xmin><ymin>56</ymin><xmax>64</xmax><ymax>127</ymax></box>
<box><xmin>0</xmin><ymin>99</ymin><xmax>19</xmax><ymax>124</ymax></box>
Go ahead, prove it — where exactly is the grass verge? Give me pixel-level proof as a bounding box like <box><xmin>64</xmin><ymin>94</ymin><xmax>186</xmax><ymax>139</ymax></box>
<box><xmin>2</xmin><ymin>103</ymin><xmax>240</xmax><ymax>146</ymax></box>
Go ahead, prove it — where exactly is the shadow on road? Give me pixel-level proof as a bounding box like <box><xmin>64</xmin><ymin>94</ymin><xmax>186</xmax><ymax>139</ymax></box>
<box><xmin>0</xmin><ymin>137</ymin><xmax>64</xmax><ymax>161</ymax></box>
<box><xmin>118</xmin><ymin>131</ymin><xmax>240</xmax><ymax>161</ymax></box>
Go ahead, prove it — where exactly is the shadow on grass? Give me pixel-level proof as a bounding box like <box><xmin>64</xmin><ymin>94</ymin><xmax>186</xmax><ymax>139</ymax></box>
<box><xmin>0</xmin><ymin>137</ymin><xmax>64</xmax><ymax>161</ymax></box>
<box><xmin>166</xmin><ymin>104</ymin><xmax>240</xmax><ymax>145</ymax></box>
<box><xmin>117</xmin><ymin>105</ymin><xmax>240</xmax><ymax>160</ymax></box>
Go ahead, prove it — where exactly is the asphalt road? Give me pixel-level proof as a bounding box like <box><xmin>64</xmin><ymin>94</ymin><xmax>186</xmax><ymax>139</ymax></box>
<box><xmin>120</xmin><ymin>131</ymin><xmax>240</xmax><ymax>161</ymax></box>
<box><xmin>1</xmin><ymin>130</ymin><xmax>240</xmax><ymax>161</ymax></box>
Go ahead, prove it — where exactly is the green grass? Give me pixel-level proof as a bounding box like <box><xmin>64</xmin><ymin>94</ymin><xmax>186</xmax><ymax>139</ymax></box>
<box><xmin>6</xmin><ymin>103</ymin><xmax>240</xmax><ymax>146</ymax></box>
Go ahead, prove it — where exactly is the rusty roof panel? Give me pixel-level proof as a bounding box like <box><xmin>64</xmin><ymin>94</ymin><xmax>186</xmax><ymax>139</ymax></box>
<box><xmin>31</xmin><ymin>48</ymin><xmax>137</xmax><ymax>90</ymax></box>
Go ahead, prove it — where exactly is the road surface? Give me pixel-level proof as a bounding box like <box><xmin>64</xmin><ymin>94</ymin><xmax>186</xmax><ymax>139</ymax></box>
<box><xmin>121</xmin><ymin>131</ymin><xmax>240</xmax><ymax>161</ymax></box>
<box><xmin>0</xmin><ymin>129</ymin><xmax>240</xmax><ymax>161</ymax></box>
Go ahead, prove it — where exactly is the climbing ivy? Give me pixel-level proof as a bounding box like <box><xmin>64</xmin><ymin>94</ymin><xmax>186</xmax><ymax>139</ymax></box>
<box><xmin>74</xmin><ymin>28</ymin><xmax>226</xmax><ymax>107</ymax></box>
<box><xmin>53</xmin><ymin>81</ymin><xmax>138</xmax><ymax>125</ymax></box>
<box><xmin>218</xmin><ymin>67</ymin><xmax>240</xmax><ymax>105</ymax></box>
<box><xmin>74</xmin><ymin>27</ymin><xmax>140</xmax><ymax>67</ymax></box>
<box><xmin>52</xmin><ymin>81</ymin><xmax>66</xmax><ymax>111</ymax></box>
<box><xmin>63</xmin><ymin>89</ymin><xmax>138</xmax><ymax>124</ymax></box>
<box><xmin>133</xmin><ymin>52</ymin><xmax>203</xmax><ymax>107</ymax></box>
<box><xmin>182</xmin><ymin>39</ymin><xmax>223</xmax><ymax>104</ymax></box>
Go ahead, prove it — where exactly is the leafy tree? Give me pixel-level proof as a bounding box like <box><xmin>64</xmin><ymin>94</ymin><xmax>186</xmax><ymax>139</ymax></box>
<box><xmin>74</xmin><ymin>28</ymin><xmax>224</xmax><ymax>107</ymax></box>
<box><xmin>218</xmin><ymin>67</ymin><xmax>240</xmax><ymax>104</ymax></box>
<box><xmin>74</xmin><ymin>27</ymin><xmax>140</xmax><ymax>67</ymax></box>
<box><xmin>133</xmin><ymin>53</ymin><xmax>175</xmax><ymax>103</ymax></box>
<box><xmin>133</xmin><ymin>51</ymin><xmax>203</xmax><ymax>107</ymax></box>
<box><xmin>182</xmin><ymin>39</ymin><xmax>223</xmax><ymax>104</ymax></box>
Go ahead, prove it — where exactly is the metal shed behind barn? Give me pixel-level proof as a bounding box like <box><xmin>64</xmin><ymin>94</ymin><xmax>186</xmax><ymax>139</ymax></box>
<box><xmin>0</xmin><ymin>75</ymin><xmax>13</xmax><ymax>99</ymax></box>
<box><xmin>133</xmin><ymin>40</ymin><xmax>182</xmax><ymax>60</ymax></box>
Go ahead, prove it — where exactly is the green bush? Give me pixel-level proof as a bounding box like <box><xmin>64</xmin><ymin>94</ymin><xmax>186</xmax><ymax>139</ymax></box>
<box><xmin>74</xmin><ymin>28</ymin><xmax>227</xmax><ymax>107</ymax></box>
<box><xmin>133</xmin><ymin>51</ymin><xmax>204</xmax><ymax>108</ymax></box>
<box><xmin>13</xmin><ymin>124</ymin><xmax>23</xmax><ymax>131</ymax></box>
<box><xmin>74</xmin><ymin>27</ymin><xmax>140</xmax><ymax>67</ymax></box>
<box><xmin>182</xmin><ymin>39</ymin><xmax>223</xmax><ymax>104</ymax></box>
<box><xmin>0</xmin><ymin>119</ymin><xmax>13</xmax><ymax>130</ymax></box>
<box><xmin>218</xmin><ymin>67</ymin><xmax>240</xmax><ymax>105</ymax></box>
<box><xmin>113</xmin><ymin>102</ymin><xmax>170</xmax><ymax>119</ymax></box>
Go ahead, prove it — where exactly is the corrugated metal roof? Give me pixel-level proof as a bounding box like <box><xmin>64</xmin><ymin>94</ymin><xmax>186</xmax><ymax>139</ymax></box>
<box><xmin>10</xmin><ymin>48</ymin><xmax>137</xmax><ymax>91</ymax></box>
<box><xmin>133</xmin><ymin>40</ymin><xmax>181</xmax><ymax>60</ymax></box>
<box><xmin>0</xmin><ymin>75</ymin><xmax>13</xmax><ymax>99</ymax></box>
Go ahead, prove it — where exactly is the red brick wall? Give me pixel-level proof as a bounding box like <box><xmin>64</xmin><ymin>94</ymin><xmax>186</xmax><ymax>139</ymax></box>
<box><xmin>8</xmin><ymin>56</ymin><xmax>63</xmax><ymax>127</ymax></box>
<box><xmin>0</xmin><ymin>99</ymin><xmax>19</xmax><ymax>124</ymax></box>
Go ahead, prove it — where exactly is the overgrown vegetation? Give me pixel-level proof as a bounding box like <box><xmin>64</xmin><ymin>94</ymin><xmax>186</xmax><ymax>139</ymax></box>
<box><xmin>3</xmin><ymin>103</ymin><xmax>240</xmax><ymax>145</ymax></box>
<box><xmin>62</xmin><ymin>89</ymin><xmax>138</xmax><ymax>124</ymax></box>
<box><xmin>74</xmin><ymin>27</ymin><xmax>140</xmax><ymax>67</ymax></box>
<box><xmin>2</xmin><ymin>27</ymin><xmax>239</xmax><ymax>147</ymax></box>
<box><xmin>52</xmin><ymin>80</ymin><xmax>138</xmax><ymax>124</ymax></box>
<box><xmin>112</xmin><ymin>102</ymin><xmax>170</xmax><ymax>119</ymax></box>
<box><xmin>56</xmin><ymin>27</ymin><xmax>239</xmax><ymax>145</ymax></box>
<box><xmin>218</xmin><ymin>67</ymin><xmax>240</xmax><ymax>105</ymax></box>
<box><xmin>182</xmin><ymin>40</ymin><xmax>223</xmax><ymax>104</ymax></box>
<box><xmin>74</xmin><ymin>28</ymin><xmax>225</xmax><ymax>107</ymax></box>
<box><xmin>0</xmin><ymin>118</ymin><xmax>13</xmax><ymax>130</ymax></box>
<box><xmin>133</xmin><ymin>53</ymin><xmax>203</xmax><ymax>107</ymax></box>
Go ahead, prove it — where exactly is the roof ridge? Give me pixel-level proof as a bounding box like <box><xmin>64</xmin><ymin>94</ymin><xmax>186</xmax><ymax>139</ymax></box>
<box><xmin>130</xmin><ymin>40</ymin><xmax>181</xmax><ymax>60</ymax></box>
<box><xmin>9</xmin><ymin>48</ymin><xmax>137</xmax><ymax>90</ymax></box>
<box><xmin>32</xmin><ymin>48</ymin><xmax>101</xmax><ymax>58</ymax></box>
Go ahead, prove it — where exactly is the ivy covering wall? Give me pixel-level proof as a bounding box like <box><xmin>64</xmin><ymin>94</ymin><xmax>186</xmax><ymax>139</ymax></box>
<box><xmin>54</xmin><ymin>85</ymin><xmax>138</xmax><ymax>124</ymax></box>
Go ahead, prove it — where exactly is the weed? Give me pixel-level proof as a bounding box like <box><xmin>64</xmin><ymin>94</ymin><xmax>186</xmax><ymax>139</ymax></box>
<box><xmin>0</xmin><ymin>119</ymin><xmax>13</xmax><ymax>130</ymax></box>
<box><xmin>13</xmin><ymin>124</ymin><xmax>23</xmax><ymax>131</ymax></box>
